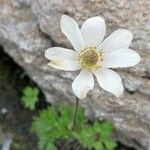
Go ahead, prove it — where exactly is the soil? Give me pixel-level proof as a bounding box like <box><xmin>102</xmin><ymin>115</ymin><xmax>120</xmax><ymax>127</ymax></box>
<box><xmin>0</xmin><ymin>46</ymin><xmax>47</xmax><ymax>150</ymax></box>
<box><xmin>0</xmin><ymin>46</ymin><xmax>135</xmax><ymax>150</ymax></box>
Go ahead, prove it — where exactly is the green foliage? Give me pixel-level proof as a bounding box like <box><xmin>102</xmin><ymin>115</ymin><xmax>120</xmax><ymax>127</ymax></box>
<box><xmin>32</xmin><ymin>104</ymin><xmax>73</xmax><ymax>150</ymax></box>
<box><xmin>32</xmin><ymin>104</ymin><xmax>117</xmax><ymax>150</ymax></box>
<box><xmin>77</xmin><ymin>121</ymin><xmax>117</xmax><ymax>150</ymax></box>
<box><xmin>21</xmin><ymin>86</ymin><xmax>39</xmax><ymax>110</ymax></box>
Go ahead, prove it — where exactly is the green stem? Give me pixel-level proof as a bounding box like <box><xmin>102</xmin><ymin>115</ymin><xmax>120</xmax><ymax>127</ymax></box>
<box><xmin>72</xmin><ymin>97</ymin><xmax>80</xmax><ymax>130</ymax></box>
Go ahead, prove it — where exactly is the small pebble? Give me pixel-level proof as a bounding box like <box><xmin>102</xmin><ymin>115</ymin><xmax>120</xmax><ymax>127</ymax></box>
<box><xmin>1</xmin><ymin>108</ymin><xmax>8</xmax><ymax>114</ymax></box>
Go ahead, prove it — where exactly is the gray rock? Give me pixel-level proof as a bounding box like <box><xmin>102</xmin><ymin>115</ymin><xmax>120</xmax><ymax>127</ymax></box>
<box><xmin>0</xmin><ymin>0</ymin><xmax>150</xmax><ymax>149</ymax></box>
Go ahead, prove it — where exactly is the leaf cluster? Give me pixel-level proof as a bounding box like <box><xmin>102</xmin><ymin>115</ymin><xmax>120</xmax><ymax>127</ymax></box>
<box><xmin>77</xmin><ymin>121</ymin><xmax>117</xmax><ymax>150</ymax></box>
<box><xmin>32</xmin><ymin>104</ymin><xmax>117</xmax><ymax>150</ymax></box>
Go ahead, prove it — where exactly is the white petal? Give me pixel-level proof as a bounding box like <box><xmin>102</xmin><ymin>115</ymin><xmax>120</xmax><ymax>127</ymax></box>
<box><xmin>61</xmin><ymin>15</ymin><xmax>85</xmax><ymax>52</ymax></box>
<box><xmin>45</xmin><ymin>47</ymin><xmax>81</xmax><ymax>71</ymax></box>
<box><xmin>72</xmin><ymin>70</ymin><xmax>94</xmax><ymax>100</ymax></box>
<box><xmin>94</xmin><ymin>68</ymin><xmax>124</xmax><ymax>97</ymax></box>
<box><xmin>81</xmin><ymin>16</ymin><xmax>106</xmax><ymax>47</ymax></box>
<box><xmin>103</xmin><ymin>49</ymin><xmax>141</xmax><ymax>68</ymax></box>
<box><xmin>98</xmin><ymin>29</ymin><xmax>133</xmax><ymax>54</ymax></box>
<box><xmin>45</xmin><ymin>47</ymin><xmax>78</xmax><ymax>61</ymax></box>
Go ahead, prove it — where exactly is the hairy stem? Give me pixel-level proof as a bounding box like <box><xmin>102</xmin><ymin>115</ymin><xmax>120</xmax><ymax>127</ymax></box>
<box><xmin>72</xmin><ymin>97</ymin><xmax>80</xmax><ymax>130</ymax></box>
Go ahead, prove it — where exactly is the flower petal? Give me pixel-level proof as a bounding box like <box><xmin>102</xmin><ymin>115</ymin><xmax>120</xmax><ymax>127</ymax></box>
<box><xmin>61</xmin><ymin>15</ymin><xmax>85</xmax><ymax>52</ymax></box>
<box><xmin>72</xmin><ymin>70</ymin><xmax>94</xmax><ymax>100</ymax></box>
<box><xmin>102</xmin><ymin>49</ymin><xmax>141</xmax><ymax>68</ymax></box>
<box><xmin>94</xmin><ymin>68</ymin><xmax>124</xmax><ymax>97</ymax></box>
<box><xmin>81</xmin><ymin>16</ymin><xmax>106</xmax><ymax>47</ymax></box>
<box><xmin>98</xmin><ymin>29</ymin><xmax>133</xmax><ymax>54</ymax></box>
<box><xmin>45</xmin><ymin>47</ymin><xmax>81</xmax><ymax>71</ymax></box>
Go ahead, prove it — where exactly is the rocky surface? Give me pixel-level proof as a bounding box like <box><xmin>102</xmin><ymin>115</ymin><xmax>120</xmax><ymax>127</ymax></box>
<box><xmin>0</xmin><ymin>0</ymin><xmax>150</xmax><ymax>149</ymax></box>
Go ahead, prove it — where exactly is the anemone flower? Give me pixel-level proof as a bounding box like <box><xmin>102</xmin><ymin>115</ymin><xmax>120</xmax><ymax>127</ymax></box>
<box><xmin>45</xmin><ymin>15</ymin><xmax>140</xmax><ymax>100</ymax></box>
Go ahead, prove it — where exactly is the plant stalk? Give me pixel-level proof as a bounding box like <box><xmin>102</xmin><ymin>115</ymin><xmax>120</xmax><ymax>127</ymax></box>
<box><xmin>72</xmin><ymin>97</ymin><xmax>80</xmax><ymax>130</ymax></box>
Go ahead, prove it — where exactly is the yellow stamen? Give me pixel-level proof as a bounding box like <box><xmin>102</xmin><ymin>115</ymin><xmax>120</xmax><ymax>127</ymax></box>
<box><xmin>79</xmin><ymin>47</ymin><xmax>103</xmax><ymax>71</ymax></box>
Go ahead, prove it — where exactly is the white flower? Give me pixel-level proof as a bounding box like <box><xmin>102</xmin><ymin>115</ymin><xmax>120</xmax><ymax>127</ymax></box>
<box><xmin>45</xmin><ymin>15</ymin><xmax>140</xmax><ymax>100</ymax></box>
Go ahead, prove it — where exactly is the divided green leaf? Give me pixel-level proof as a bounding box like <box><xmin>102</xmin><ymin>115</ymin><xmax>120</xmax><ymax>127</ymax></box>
<box><xmin>21</xmin><ymin>86</ymin><xmax>39</xmax><ymax>110</ymax></box>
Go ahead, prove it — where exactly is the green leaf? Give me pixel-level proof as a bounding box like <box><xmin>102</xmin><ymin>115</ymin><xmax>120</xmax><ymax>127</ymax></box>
<box><xmin>58</xmin><ymin>103</ymin><xmax>73</xmax><ymax>126</ymax></box>
<box><xmin>39</xmin><ymin>140</ymin><xmax>56</xmax><ymax>150</ymax></box>
<box><xmin>101</xmin><ymin>122</ymin><xmax>114</xmax><ymax>133</ymax></box>
<box><xmin>21</xmin><ymin>86</ymin><xmax>39</xmax><ymax>110</ymax></box>
<box><xmin>32</xmin><ymin>104</ymin><xmax>74</xmax><ymax>150</ymax></box>
<box><xmin>77</xmin><ymin>126</ymin><xmax>97</xmax><ymax>148</ymax></box>
<box><xmin>100</xmin><ymin>122</ymin><xmax>114</xmax><ymax>141</ymax></box>
<box><xmin>93</xmin><ymin>141</ymin><xmax>104</xmax><ymax>150</ymax></box>
<box><xmin>76</xmin><ymin>120</ymin><xmax>117</xmax><ymax>150</ymax></box>
<box><xmin>103</xmin><ymin>140</ymin><xmax>117</xmax><ymax>150</ymax></box>
<box><xmin>45</xmin><ymin>143</ymin><xmax>57</xmax><ymax>150</ymax></box>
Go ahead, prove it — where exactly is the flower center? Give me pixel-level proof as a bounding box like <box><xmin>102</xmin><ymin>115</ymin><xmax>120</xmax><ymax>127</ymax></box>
<box><xmin>82</xmin><ymin>49</ymin><xmax>98</xmax><ymax>66</ymax></box>
<box><xmin>79</xmin><ymin>47</ymin><xmax>103</xmax><ymax>71</ymax></box>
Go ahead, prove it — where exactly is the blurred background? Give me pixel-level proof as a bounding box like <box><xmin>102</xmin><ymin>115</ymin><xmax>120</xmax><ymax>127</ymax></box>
<box><xmin>0</xmin><ymin>0</ymin><xmax>150</xmax><ymax>150</ymax></box>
